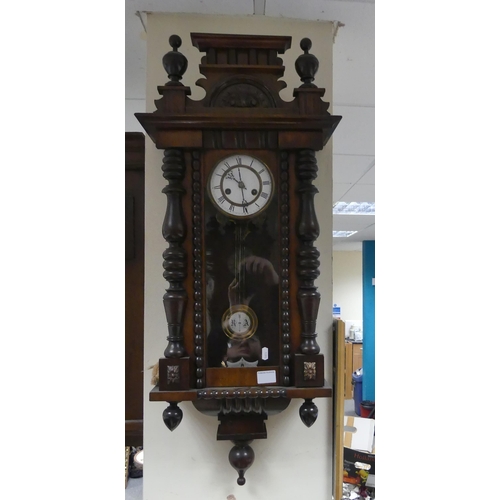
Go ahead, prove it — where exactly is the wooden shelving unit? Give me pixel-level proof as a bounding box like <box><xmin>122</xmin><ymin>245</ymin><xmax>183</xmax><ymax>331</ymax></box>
<box><xmin>333</xmin><ymin>319</ymin><xmax>346</xmax><ymax>500</ymax></box>
<box><xmin>344</xmin><ymin>341</ymin><xmax>363</xmax><ymax>399</ymax></box>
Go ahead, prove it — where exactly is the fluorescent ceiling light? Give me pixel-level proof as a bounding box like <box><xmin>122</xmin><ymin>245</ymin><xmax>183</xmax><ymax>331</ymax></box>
<box><xmin>333</xmin><ymin>231</ymin><xmax>358</xmax><ymax>238</ymax></box>
<box><xmin>333</xmin><ymin>202</ymin><xmax>375</xmax><ymax>215</ymax></box>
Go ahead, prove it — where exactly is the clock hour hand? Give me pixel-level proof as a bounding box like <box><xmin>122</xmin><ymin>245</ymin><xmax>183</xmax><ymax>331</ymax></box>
<box><xmin>226</xmin><ymin>170</ymin><xmax>246</xmax><ymax>189</ymax></box>
<box><xmin>226</xmin><ymin>171</ymin><xmax>238</xmax><ymax>182</ymax></box>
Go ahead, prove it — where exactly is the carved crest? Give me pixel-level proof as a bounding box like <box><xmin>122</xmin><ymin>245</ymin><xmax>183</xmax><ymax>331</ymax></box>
<box><xmin>211</xmin><ymin>81</ymin><xmax>274</xmax><ymax>108</ymax></box>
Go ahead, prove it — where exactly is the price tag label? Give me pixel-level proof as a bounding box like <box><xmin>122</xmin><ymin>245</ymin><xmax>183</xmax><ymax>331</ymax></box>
<box><xmin>257</xmin><ymin>370</ymin><xmax>276</xmax><ymax>384</ymax></box>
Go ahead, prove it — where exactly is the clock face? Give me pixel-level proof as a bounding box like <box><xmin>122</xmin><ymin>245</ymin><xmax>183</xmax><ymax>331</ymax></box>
<box><xmin>208</xmin><ymin>154</ymin><xmax>274</xmax><ymax>218</ymax></box>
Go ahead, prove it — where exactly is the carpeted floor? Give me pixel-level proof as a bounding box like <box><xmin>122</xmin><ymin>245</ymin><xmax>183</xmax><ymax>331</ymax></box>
<box><xmin>125</xmin><ymin>476</ymin><xmax>143</xmax><ymax>500</ymax></box>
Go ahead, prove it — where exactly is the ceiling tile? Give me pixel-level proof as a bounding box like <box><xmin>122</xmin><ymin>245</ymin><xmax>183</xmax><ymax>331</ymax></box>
<box><xmin>333</xmin><ymin>154</ymin><xmax>374</xmax><ymax>183</ymax></box>
<box><xmin>333</xmin><ymin>182</ymin><xmax>352</xmax><ymax>202</ymax></box>
<box><xmin>333</xmin><ymin>214</ymin><xmax>375</xmax><ymax>231</ymax></box>
<box><xmin>331</xmin><ymin>105</ymin><xmax>374</xmax><ymax>156</ymax></box>
<box><xmin>358</xmin><ymin>166</ymin><xmax>374</xmax><ymax>184</ymax></box>
<box><xmin>336</xmin><ymin>183</ymin><xmax>374</xmax><ymax>203</ymax></box>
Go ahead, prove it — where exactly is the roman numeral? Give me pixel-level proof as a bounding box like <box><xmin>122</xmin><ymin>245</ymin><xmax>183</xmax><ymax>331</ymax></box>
<box><xmin>262</xmin><ymin>180</ymin><xmax>270</xmax><ymax>185</ymax></box>
<box><xmin>260</xmin><ymin>192</ymin><xmax>269</xmax><ymax>199</ymax></box>
<box><xmin>218</xmin><ymin>196</ymin><xmax>225</xmax><ymax>204</ymax></box>
<box><xmin>229</xmin><ymin>204</ymin><xmax>235</xmax><ymax>212</ymax></box>
<box><xmin>236</xmin><ymin>156</ymin><xmax>242</xmax><ymax>164</ymax></box>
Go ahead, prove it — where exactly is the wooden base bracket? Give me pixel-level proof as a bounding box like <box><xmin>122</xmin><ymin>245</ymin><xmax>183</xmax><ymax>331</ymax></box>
<box><xmin>217</xmin><ymin>413</ymin><xmax>267</xmax><ymax>442</ymax></box>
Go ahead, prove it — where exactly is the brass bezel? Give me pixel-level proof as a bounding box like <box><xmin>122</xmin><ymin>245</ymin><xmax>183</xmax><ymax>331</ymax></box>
<box><xmin>221</xmin><ymin>304</ymin><xmax>259</xmax><ymax>340</ymax></box>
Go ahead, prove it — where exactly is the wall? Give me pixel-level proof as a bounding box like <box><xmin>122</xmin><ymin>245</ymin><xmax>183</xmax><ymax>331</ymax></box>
<box><xmin>332</xmin><ymin>251</ymin><xmax>362</xmax><ymax>320</ymax></box>
<box><xmin>142</xmin><ymin>13</ymin><xmax>336</xmax><ymax>500</ymax></box>
<box><xmin>362</xmin><ymin>241</ymin><xmax>375</xmax><ymax>401</ymax></box>
<box><xmin>125</xmin><ymin>99</ymin><xmax>145</xmax><ymax>132</ymax></box>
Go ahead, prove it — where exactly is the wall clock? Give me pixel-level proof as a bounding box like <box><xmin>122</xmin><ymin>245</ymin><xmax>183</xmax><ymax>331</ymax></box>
<box><xmin>136</xmin><ymin>32</ymin><xmax>341</xmax><ymax>485</ymax></box>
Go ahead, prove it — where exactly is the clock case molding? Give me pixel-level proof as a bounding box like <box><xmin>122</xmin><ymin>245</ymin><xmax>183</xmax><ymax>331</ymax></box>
<box><xmin>136</xmin><ymin>32</ymin><xmax>342</xmax><ymax>485</ymax></box>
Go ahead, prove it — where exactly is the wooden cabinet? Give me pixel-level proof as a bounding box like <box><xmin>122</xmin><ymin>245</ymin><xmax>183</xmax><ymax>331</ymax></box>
<box><xmin>352</xmin><ymin>343</ymin><xmax>363</xmax><ymax>373</ymax></box>
<box><xmin>344</xmin><ymin>342</ymin><xmax>363</xmax><ymax>399</ymax></box>
<box><xmin>125</xmin><ymin>132</ymin><xmax>145</xmax><ymax>447</ymax></box>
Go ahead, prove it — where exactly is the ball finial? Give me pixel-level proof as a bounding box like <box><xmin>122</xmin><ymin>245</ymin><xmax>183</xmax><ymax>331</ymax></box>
<box><xmin>169</xmin><ymin>34</ymin><xmax>182</xmax><ymax>51</ymax></box>
<box><xmin>295</xmin><ymin>38</ymin><xmax>319</xmax><ymax>87</ymax></box>
<box><xmin>162</xmin><ymin>34</ymin><xmax>188</xmax><ymax>84</ymax></box>
<box><xmin>300</xmin><ymin>38</ymin><xmax>312</xmax><ymax>54</ymax></box>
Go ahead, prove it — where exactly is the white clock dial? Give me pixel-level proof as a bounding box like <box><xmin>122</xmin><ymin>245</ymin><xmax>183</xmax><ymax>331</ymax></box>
<box><xmin>228</xmin><ymin>310</ymin><xmax>252</xmax><ymax>335</ymax></box>
<box><xmin>208</xmin><ymin>154</ymin><xmax>274</xmax><ymax>218</ymax></box>
<box><xmin>222</xmin><ymin>305</ymin><xmax>258</xmax><ymax>340</ymax></box>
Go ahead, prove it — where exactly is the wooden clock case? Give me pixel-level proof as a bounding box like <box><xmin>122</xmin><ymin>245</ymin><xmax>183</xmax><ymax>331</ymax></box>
<box><xmin>136</xmin><ymin>32</ymin><xmax>341</xmax><ymax>485</ymax></box>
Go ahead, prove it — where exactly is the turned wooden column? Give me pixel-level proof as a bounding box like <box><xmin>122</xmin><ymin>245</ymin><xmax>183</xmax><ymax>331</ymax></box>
<box><xmin>161</xmin><ymin>148</ymin><xmax>187</xmax><ymax>358</ymax></box>
<box><xmin>293</xmin><ymin>148</ymin><xmax>325</xmax><ymax>390</ymax></box>
<box><xmin>295</xmin><ymin>148</ymin><xmax>321</xmax><ymax>355</ymax></box>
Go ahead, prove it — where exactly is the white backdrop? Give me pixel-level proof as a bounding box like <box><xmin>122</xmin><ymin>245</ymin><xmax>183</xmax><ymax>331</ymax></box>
<box><xmin>142</xmin><ymin>13</ymin><xmax>335</xmax><ymax>500</ymax></box>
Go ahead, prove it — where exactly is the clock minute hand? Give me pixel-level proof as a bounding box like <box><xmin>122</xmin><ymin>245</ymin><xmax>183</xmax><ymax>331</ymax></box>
<box><xmin>237</xmin><ymin>167</ymin><xmax>247</xmax><ymax>190</ymax></box>
<box><xmin>240</xmin><ymin>188</ymin><xmax>248</xmax><ymax>204</ymax></box>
